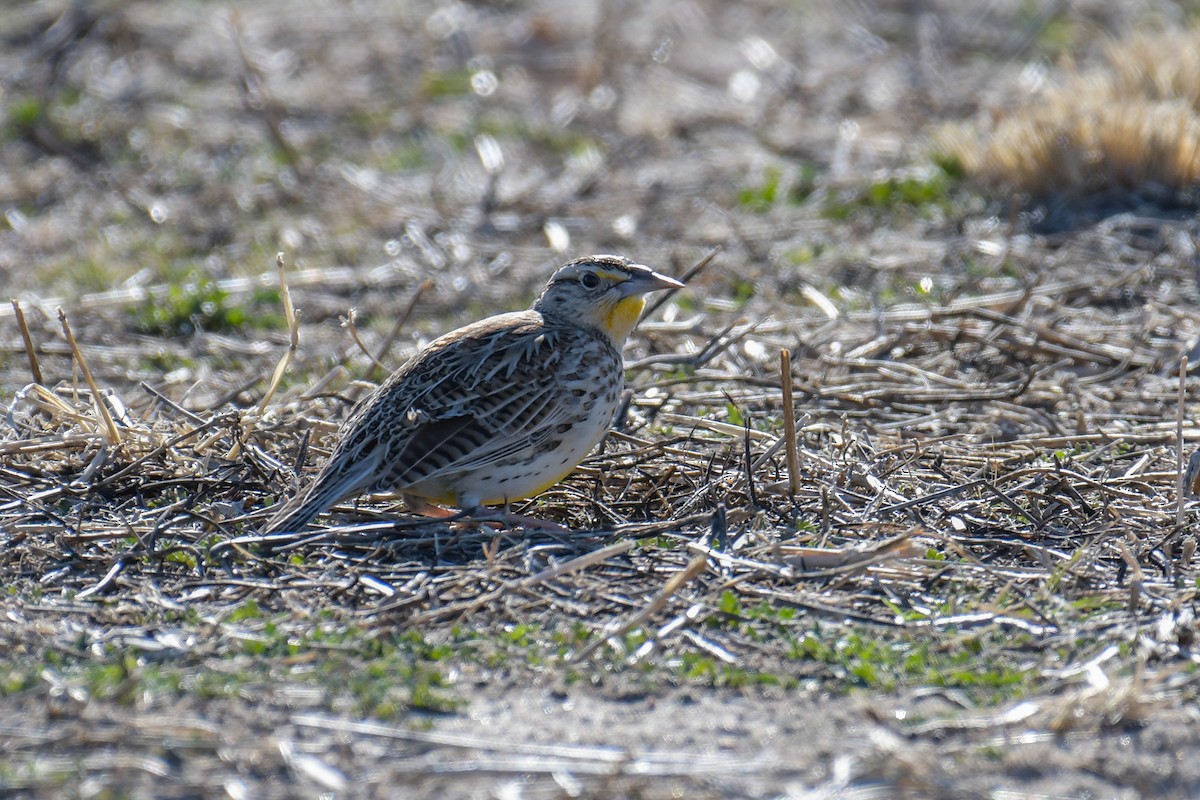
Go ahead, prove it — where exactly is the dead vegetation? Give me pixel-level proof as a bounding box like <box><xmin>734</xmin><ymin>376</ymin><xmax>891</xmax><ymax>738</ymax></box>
<box><xmin>5</xmin><ymin>2</ymin><xmax>1200</xmax><ymax>798</ymax></box>
<box><xmin>6</xmin><ymin>233</ymin><xmax>1200</xmax><ymax>797</ymax></box>
<box><xmin>939</xmin><ymin>25</ymin><xmax>1200</xmax><ymax>220</ymax></box>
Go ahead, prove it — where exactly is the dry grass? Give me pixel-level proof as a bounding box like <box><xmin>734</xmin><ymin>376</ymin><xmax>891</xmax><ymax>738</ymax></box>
<box><xmin>6</xmin><ymin>2</ymin><xmax>1200</xmax><ymax>798</ymax></box>
<box><xmin>939</xmin><ymin>26</ymin><xmax>1200</xmax><ymax>206</ymax></box>
<box><xmin>1105</xmin><ymin>28</ymin><xmax>1200</xmax><ymax>109</ymax></box>
<box><xmin>5</xmin><ymin>245</ymin><xmax>1200</xmax><ymax>794</ymax></box>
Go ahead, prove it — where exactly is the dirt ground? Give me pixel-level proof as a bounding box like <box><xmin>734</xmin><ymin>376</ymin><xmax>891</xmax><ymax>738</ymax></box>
<box><xmin>5</xmin><ymin>1</ymin><xmax>1200</xmax><ymax>798</ymax></box>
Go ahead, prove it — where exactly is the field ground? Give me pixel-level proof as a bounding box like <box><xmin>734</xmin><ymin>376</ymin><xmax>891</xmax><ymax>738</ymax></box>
<box><xmin>4</xmin><ymin>1</ymin><xmax>1200</xmax><ymax>798</ymax></box>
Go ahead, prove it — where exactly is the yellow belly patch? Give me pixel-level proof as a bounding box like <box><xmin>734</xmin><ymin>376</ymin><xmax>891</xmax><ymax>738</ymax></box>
<box><xmin>416</xmin><ymin>489</ymin><xmax>458</xmax><ymax>505</ymax></box>
<box><xmin>409</xmin><ymin>464</ymin><xmax>579</xmax><ymax>507</ymax></box>
<box><xmin>494</xmin><ymin>463</ymin><xmax>579</xmax><ymax>504</ymax></box>
<box><xmin>602</xmin><ymin>295</ymin><xmax>646</xmax><ymax>343</ymax></box>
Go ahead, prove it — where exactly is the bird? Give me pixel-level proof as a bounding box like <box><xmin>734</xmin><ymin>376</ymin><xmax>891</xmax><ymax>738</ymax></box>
<box><xmin>262</xmin><ymin>254</ymin><xmax>683</xmax><ymax>534</ymax></box>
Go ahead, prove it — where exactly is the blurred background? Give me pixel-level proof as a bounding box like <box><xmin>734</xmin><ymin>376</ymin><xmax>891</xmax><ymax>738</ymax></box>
<box><xmin>5</xmin><ymin>1</ymin><xmax>1198</xmax><ymax>382</ymax></box>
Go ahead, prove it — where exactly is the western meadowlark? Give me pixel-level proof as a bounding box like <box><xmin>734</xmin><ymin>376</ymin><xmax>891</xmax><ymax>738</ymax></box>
<box><xmin>262</xmin><ymin>254</ymin><xmax>683</xmax><ymax>534</ymax></box>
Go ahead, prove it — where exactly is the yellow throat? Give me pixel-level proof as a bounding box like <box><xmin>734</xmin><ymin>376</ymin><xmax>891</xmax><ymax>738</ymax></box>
<box><xmin>602</xmin><ymin>295</ymin><xmax>646</xmax><ymax>344</ymax></box>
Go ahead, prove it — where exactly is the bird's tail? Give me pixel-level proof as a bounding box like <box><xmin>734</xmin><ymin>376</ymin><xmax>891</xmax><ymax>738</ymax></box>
<box><xmin>260</xmin><ymin>485</ymin><xmax>330</xmax><ymax>535</ymax></box>
<box><xmin>260</xmin><ymin>456</ymin><xmax>381</xmax><ymax>535</ymax></box>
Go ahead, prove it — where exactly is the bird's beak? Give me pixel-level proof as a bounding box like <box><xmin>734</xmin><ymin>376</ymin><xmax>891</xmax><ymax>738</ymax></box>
<box><xmin>618</xmin><ymin>264</ymin><xmax>685</xmax><ymax>297</ymax></box>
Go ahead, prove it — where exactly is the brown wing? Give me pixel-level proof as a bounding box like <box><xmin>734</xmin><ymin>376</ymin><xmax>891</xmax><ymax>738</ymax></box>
<box><xmin>262</xmin><ymin>312</ymin><xmax>609</xmax><ymax>532</ymax></box>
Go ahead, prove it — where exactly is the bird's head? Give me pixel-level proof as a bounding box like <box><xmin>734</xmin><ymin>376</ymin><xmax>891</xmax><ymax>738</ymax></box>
<box><xmin>533</xmin><ymin>255</ymin><xmax>684</xmax><ymax>344</ymax></box>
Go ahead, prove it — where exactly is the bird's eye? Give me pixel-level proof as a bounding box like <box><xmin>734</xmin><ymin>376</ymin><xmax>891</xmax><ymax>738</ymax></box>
<box><xmin>580</xmin><ymin>272</ymin><xmax>601</xmax><ymax>289</ymax></box>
